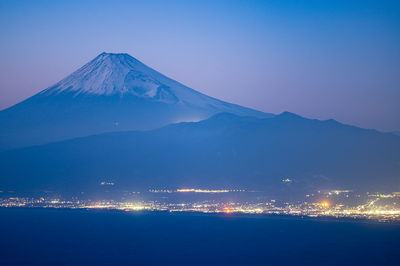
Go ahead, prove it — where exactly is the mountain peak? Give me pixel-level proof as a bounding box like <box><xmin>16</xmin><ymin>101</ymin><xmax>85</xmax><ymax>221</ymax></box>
<box><xmin>277</xmin><ymin>111</ymin><xmax>303</xmax><ymax>119</ymax></box>
<box><xmin>98</xmin><ymin>52</ymin><xmax>127</xmax><ymax>56</ymax></box>
<box><xmin>93</xmin><ymin>52</ymin><xmax>139</xmax><ymax>62</ymax></box>
<box><xmin>38</xmin><ymin>53</ymin><xmax>270</xmax><ymax>118</ymax></box>
<box><xmin>42</xmin><ymin>52</ymin><xmax>175</xmax><ymax>99</ymax></box>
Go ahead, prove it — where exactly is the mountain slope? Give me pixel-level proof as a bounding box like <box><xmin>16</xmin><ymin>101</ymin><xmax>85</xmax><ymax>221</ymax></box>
<box><xmin>0</xmin><ymin>53</ymin><xmax>271</xmax><ymax>151</ymax></box>
<box><xmin>392</xmin><ymin>131</ymin><xmax>400</xmax><ymax>137</ymax></box>
<box><xmin>1</xmin><ymin>112</ymin><xmax>399</xmax><ymax>194</ymax></box>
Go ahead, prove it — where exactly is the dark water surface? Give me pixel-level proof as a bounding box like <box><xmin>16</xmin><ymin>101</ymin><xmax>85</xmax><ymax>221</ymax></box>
<box><xmin>0</xmin><ymin>208</ymin><xmax>399</xmax><ymax>266</ymax></box>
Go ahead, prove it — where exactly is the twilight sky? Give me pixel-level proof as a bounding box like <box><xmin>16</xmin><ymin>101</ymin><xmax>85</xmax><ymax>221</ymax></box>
<box><xmin>0</xmin><ymin>0</ymin><xmax>399</xmax><ymax>131</ymax></box>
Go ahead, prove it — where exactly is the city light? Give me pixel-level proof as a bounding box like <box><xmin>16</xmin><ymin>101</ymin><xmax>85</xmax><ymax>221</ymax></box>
<box><xmin>319</xmin><ymin>201</ymin><xmax>330</xmax><ymax>208</ymax></box>
<box><xmin>1</xmin><ymin>188</ymin><xmax>400</xmax><ymax>222</ymax></box>
<box><xmin>177</xmin><ymin>189</ymin><xmax>229</xmax><ymax>193</ymax></box>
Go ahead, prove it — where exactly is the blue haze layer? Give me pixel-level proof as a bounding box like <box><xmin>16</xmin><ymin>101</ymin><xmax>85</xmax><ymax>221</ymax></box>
<box><xmin>0</xmin><ymin>0</ymin><xmax>399</xmax><ymax>131</ymax></box>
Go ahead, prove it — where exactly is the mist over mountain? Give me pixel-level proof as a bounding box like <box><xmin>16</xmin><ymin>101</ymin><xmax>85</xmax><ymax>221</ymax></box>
<box><xmin>0</xmin><ymin>52</ymin><xmax>270</xmax><ymax>151</ymax></box>
<box><xmin>1</xmin><ymin>112</ymin><xmax>399</xmax><ymax>195</ymax></box>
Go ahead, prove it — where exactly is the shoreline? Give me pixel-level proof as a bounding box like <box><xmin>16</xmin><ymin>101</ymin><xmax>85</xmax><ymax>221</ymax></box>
<box><xmin>2</xmin><ymin>206</ymin><xmax>400</xmax><ymax>225</ymax></box>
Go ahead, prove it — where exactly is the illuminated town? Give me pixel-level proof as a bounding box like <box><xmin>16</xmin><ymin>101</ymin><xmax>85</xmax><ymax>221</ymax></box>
<box><xmin>1</xmin><ymin>188</ymin><xmax>400</xmax><ymax>222</ymax></box>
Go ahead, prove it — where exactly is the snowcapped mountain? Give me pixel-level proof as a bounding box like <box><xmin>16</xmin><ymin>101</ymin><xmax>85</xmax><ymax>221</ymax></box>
<box><xmin>42</xmin><ymin>52</ymin><xmax>268</xmax><ymax>110</ymax></box>
<box><xmin>0</xmin><ymin>52</ymin><xmax>271</xmax><ymax>150</ymax></box>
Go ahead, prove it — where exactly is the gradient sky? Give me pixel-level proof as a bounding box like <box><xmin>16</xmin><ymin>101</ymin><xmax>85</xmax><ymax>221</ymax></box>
<box><xmin>0</xmin><ymin>0</ymin><xmax>399</xmax><ymax>131</ymax></box>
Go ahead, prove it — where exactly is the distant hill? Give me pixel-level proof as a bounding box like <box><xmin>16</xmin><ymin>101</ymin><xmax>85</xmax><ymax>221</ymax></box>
<box><xmin>1</xmin><ymin>112</ymin><xmax>399</xmax><ymax>195</ymax></box>
<box><xmin>0</xmin><ymin>53</ymin><xmax>270</xmax><ymax>151</ymax></box>
<box><xmin>392</xmin><ymin>131</ymin><xmax>400</xmax><ymax>137</ymax></box>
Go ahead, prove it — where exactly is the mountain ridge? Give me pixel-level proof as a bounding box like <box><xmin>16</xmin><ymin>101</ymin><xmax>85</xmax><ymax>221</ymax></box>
<box><xmin>1</xmin><ymin>112</ymin><xmax>399</xmax><ymax>194</ymax></box>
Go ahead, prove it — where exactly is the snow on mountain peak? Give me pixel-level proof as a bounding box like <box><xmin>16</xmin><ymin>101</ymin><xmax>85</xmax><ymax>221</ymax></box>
<box><xmin>38</xmin><ymin>52</ymin><xmax>270</xmax><ymax>117</ymax></box>
<box><xmin>42</xmin><ymin>52</ymin><xmax>179</xmax><ymax>102</ymax></box>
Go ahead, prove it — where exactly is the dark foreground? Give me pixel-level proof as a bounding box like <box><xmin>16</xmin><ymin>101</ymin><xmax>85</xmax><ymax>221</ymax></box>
<box><xmin>1</xmin><ymin>208</ymin><xmax>399</xmax><ymax>266</ymax></box>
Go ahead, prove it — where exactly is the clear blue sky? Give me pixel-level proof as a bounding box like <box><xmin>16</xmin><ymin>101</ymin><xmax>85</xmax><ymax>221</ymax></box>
<box><xmin>0</xmin><ymin>0</ymin><xmax>399</xmax><ymax>131</ymax></box>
